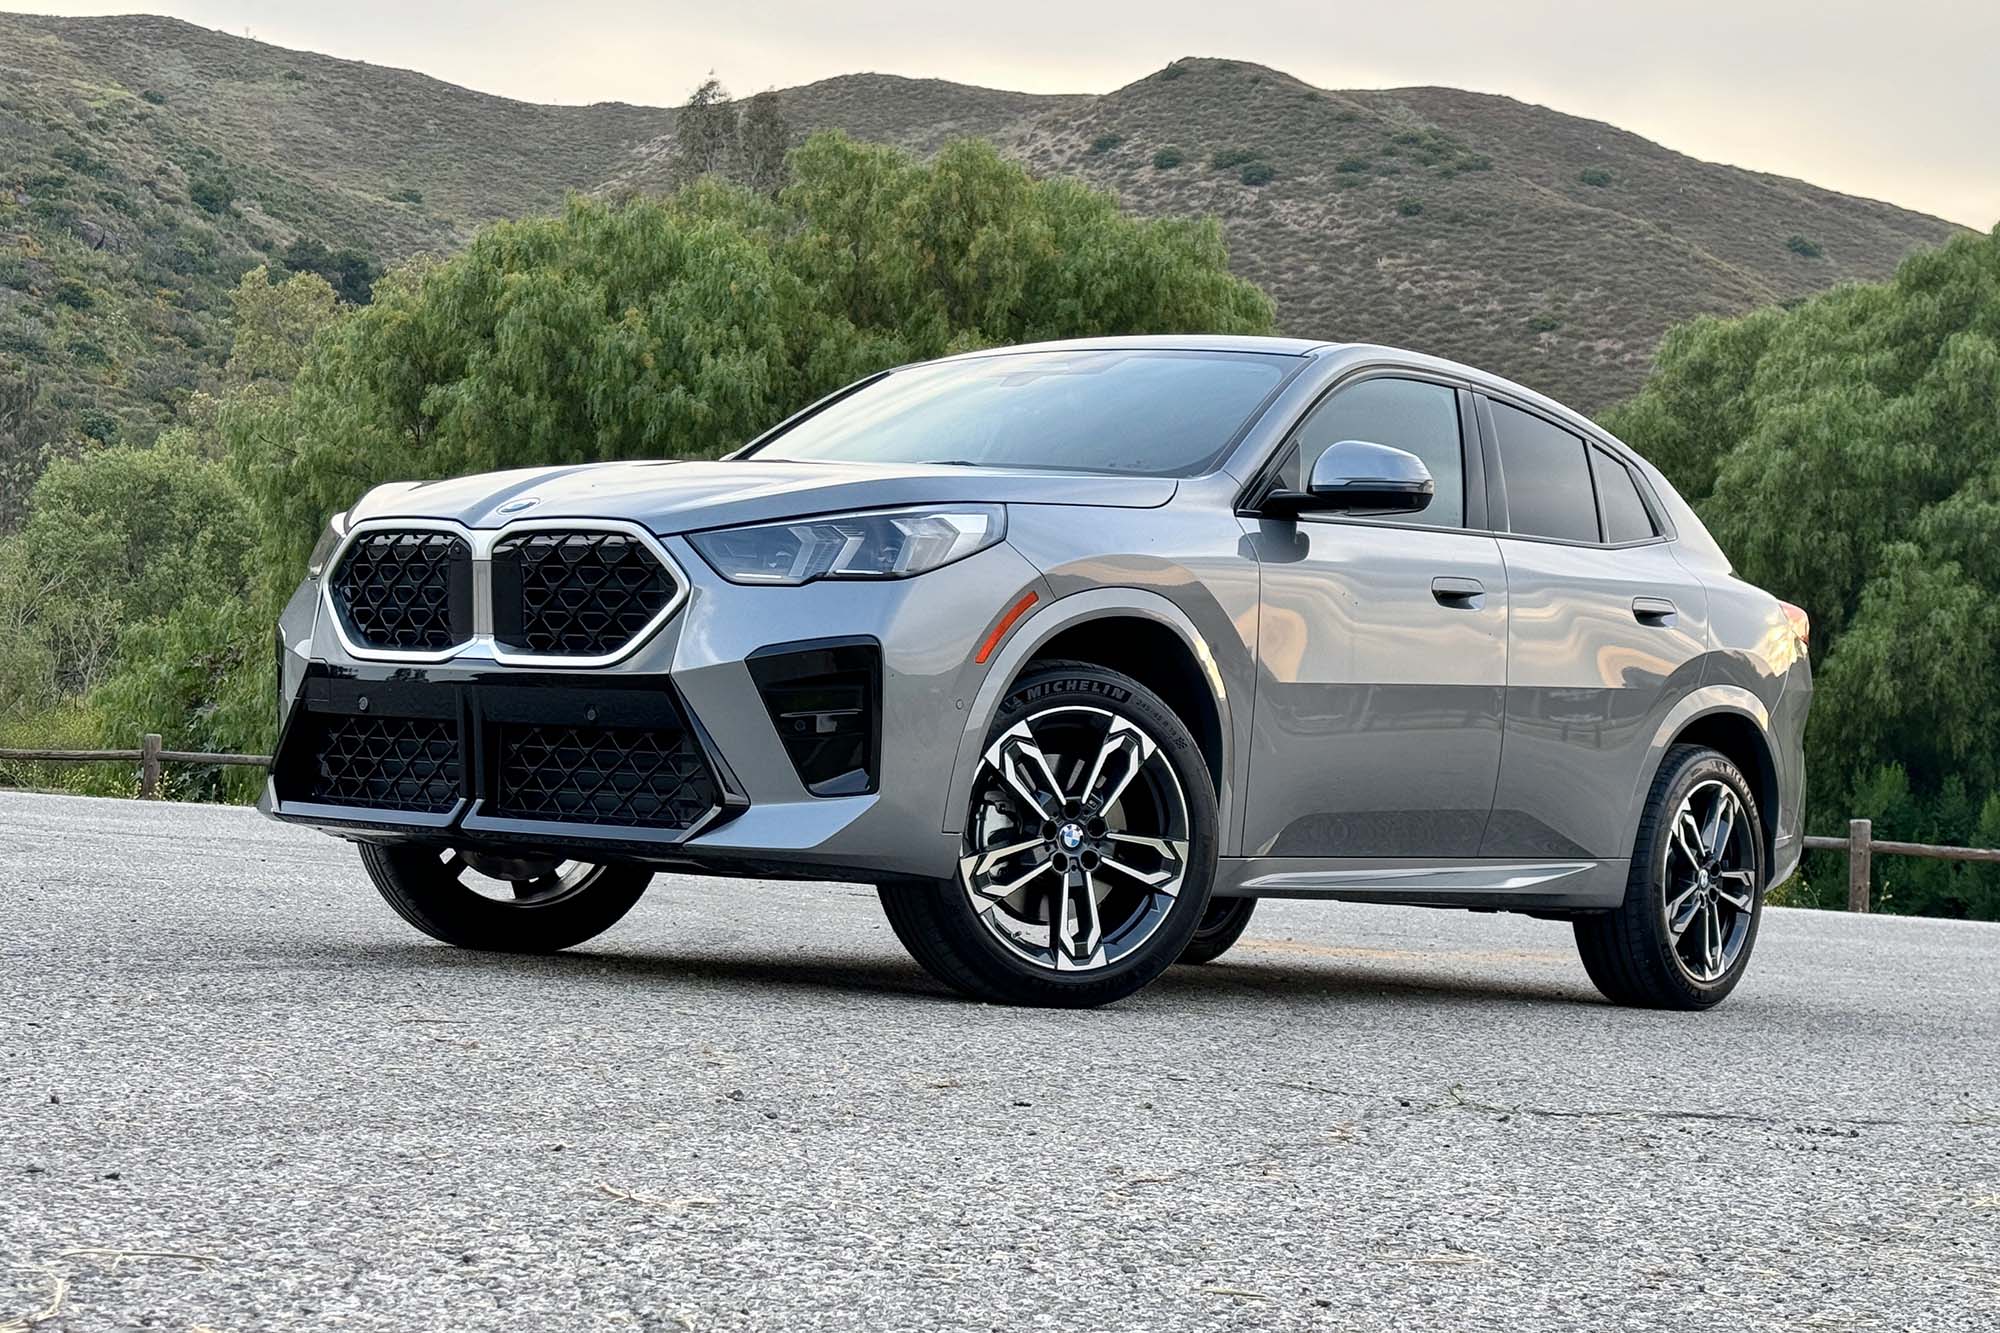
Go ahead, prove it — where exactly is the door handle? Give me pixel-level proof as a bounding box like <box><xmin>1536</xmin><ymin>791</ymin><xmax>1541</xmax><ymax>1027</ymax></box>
<box><xmin>1632</xmin><ymin>596</ymin><xmax>1679</xmax><ymax>626</ymax></box>
<box><xmin>1431</xmin><ymin>576</ymin><xmax>1486</xmax><ymax>609</ymax></box>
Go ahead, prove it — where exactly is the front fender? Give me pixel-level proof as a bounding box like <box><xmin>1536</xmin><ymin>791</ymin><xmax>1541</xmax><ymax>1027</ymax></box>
<box><xmin>941</xmin><ymin>588</ymin><xmax>1237</xmax><ymax>848</ymax></box>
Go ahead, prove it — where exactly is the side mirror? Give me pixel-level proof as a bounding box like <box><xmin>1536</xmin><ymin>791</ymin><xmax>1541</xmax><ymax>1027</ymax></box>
<box><xmin>1265</xmin><ymin>440</ymin><xmax>1434</xmax><ymax>516</ymax></box>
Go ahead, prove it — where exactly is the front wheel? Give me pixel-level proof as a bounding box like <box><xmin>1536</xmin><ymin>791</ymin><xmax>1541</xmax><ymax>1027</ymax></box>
<box><xmin>880</xmin><ymin>660</ymin><xmax>1218</xmax><ymax>1007</ymax></box>
<box><xmin>1574</xmin><ymin>744</ymin><xmax>1765</xmax><ymax>1009</ymax></box>
<box><xmin>360</xmin><ymin>844</ymin><xmax>652</xmax><ymax>952</ymax></box>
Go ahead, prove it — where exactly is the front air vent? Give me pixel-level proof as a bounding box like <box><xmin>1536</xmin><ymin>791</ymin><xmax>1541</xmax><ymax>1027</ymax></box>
<box><xmin>329</xmin><ymin>530</ymin><xmax>472</xmax><ymax>653</ymax></box>
<box><xmin>492</xmin><ymin>722</ymin><xmax>717</xmax><ymax>829</ymax></box>
<box><xmin>304</xmin><ymin>713</ymin><xmax>462</xmax><ymax>814</ymax></box>
<box><xmin>746</xmin><ymin>638</ymin><xmax>882</xmax><ymax>797</ymax></box>
<box><xmin>491</xmin><ymin>531</ymin><xmax>678</xmax><ymax>659</ymax></box>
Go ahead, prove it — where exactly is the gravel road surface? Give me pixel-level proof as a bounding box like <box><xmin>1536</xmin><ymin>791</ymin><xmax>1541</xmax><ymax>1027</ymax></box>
<box><xmin>3</xmin><ymin>791</ymin><xmax>1996</xmax><ymax>1331</ymax></box>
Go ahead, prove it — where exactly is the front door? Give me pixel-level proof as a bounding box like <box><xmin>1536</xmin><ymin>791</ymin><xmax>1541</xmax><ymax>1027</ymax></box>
<box><xmin>1241</xmin><ymin>375</ymin><xmax>1508</xmax><ymax>858</ymax></box>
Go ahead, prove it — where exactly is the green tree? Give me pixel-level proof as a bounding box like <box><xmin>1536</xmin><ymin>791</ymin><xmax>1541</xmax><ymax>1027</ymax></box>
<box><xmin>232</xmin><ymin>132</ymin><xmax>1275</xmax><ymax>582</ymax></box>
<box><xmin>1607</xmin><ymin>225</ymin><xmax>2000</xmax><ymax>917</ymax></box>
<box><xmin>737</xmin><ymin>90</ymin><xmax>791</xmax><ymax>197</ymax></box>
<box><xmin>226</xmin><ymin>267</ymin><xmax>344</xmax><ymax>386</ymax></box>
<box><xmin>5</xmin><ymin>435</ymin><xmax>255</xmax><ymax>699</ymax></box>
<box><xmin>673</xmin><ymin>76</ymin><xmax>738</xmax><ymax>185</ymax></box>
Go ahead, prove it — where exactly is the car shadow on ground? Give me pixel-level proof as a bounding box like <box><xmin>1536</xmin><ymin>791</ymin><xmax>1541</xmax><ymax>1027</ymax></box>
<box><xmin>330</xmin><ymin>937</ymin><xmax>1601</xmax><ymax>1012</ymax></box>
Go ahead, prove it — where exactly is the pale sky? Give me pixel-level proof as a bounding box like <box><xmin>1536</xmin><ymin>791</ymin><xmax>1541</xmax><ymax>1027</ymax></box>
<box><xmin>17</xmin><ymin>1</ymin><xmax>1998</xmax><ymax>227</ymax></box>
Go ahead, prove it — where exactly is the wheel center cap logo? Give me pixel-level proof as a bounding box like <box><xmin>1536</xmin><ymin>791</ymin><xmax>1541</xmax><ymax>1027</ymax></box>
<box><xmin>1058</xmin><ymin>823</ymin><xmax>1084</xmax><ymax>850</ymax></box>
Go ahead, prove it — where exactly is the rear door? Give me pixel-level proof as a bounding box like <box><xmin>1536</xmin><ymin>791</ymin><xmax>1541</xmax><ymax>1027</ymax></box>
<box><xmin>1478</xmin><ymin>395</ymin><xmax>1710</xmax><ymax>859</ymax></box>
<box><xmin>1241</xmin><ymin>374</ymin><xmax>1508</xmax><ymax>858</ymax></box>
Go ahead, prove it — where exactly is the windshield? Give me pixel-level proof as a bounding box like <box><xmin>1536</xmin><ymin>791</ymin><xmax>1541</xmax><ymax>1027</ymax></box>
<box><xmin>751</xmin><ymin>349</ymin><xmax>1297</xmax><ymax>476</ymax></box>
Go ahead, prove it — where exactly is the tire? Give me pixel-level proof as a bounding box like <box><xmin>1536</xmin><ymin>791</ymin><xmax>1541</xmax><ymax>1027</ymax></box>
<box><xmin>879</xmin><ymin>660</ymin><xmax>1218</xmax><ymax>1007</ymax></box>
<box><xmin>359</xmin><ymin>843</ymin><xmax>653</xmax><ymax>953</ymax></box>
<box><xmin>1178</xmin><ymin>896</ymin><xmax>1258</xmax><ymax>964</ymax></box>
<box><xmin>1574</xmin><ymin>744</ymin><xmax>1765</xmax><ymax>1010</ymax></box>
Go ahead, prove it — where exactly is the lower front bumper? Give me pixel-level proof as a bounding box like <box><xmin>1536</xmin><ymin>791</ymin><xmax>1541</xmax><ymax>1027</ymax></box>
<box><xmin>263</xmin><ymin>664</ymin><xmax>747</xmax><ymax>859</ymax></box>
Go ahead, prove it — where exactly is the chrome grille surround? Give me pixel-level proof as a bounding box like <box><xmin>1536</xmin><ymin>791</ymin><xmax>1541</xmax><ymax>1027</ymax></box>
<box><xmin>317</xmin><ymin>517</ymin><xmax>688</xmax><ymax>668</ymax></box>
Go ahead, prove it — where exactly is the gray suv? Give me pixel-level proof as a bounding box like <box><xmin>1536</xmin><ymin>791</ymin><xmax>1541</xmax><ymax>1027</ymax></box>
<box><xmin>264</xmin><ymin>336</ymin><xmax>1810</xmax><ymax>1010</ymax></box>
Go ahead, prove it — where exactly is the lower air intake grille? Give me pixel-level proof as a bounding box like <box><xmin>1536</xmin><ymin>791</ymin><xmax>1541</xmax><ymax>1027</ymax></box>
<box><xmin>493</xmin><ymin>724</ymin><xmax>716</xmax><ymax>829</ymax></box>
<box><xmin>493</xmin><ymin>531</ymin><xmax>677</xmax><ymax>658</ymax></box>
<box><xmin>308</xmin><ymin>714</ymin><xmax>461</xmax><ymax>814</ymax></box>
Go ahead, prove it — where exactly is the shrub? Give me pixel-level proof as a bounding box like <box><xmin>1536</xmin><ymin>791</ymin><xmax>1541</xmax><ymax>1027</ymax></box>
<box><xmin>1398</xmin><ymin>198</ymin><xmax>1424</xmax><ymax>217</ymax></box>
<box><xmin>388</xmin><ymin>187</ymin><xmax>424</xmax><ymax>205</ymax></box>
<box><xmin>1787</xmin><ymin>234</ymin><xmax>1824</xmax><ymax>259</ymax></box>
<box><xmin>1333</xmin><ymin>109</ymin><xmax>1361</xmax><ymax>123</ymax></box>
<box><xmin>1152</xmin><ymin>147</ymin><xmax>1185</xmax><ymax>170</ymax></box>
<box><xmin>52</xmin><ymin>278</ymin><xmax>93</xmax><ymax>310</ymax></box>
<box><xmin>1210</xmin><ymin>147</ymin><xmax>1261</xmax><ymax>169</ymax></box>
<box><xmin>140</xmin><ymin>89</ymin><xmax>167</xmax><ymax>105</ymax></box>
<box><xmin>1087</xmin><ymin>133</ymin><xmax>1123</xmax><ymax>156</ymax></box>
<box><xmin>189</xmin><ymin>174</ymin><xmax>234</xmax><ymax>214</ymax></box>
<box><xmin>1303</xmin><ymin>91</ymin><xmax>1324</xmax><ymax>103</ymax></box>
<box><xmin>1527</xmin><ymin>313</ymin><xmax>1561</xmax><ymax>333</ymax></box>
<box><xmin>1578</xmin><ymin>167</ymin><xmax>1613</xmax><ymax>188</ymax></box>
<box><xmin>283</xmin><ymin>69</ymin><xmax>306</xmax><ymax>82</ymax></box>
<box><xmin>1239</xmin><ymin>162</ymin><xmax>1275</xmax><ymax>187</ymax></box>
<box><xmin>1157</xmin><ymin>63</ymin><xmax>1187</xmax><ymax>81</ymax></box>
<box><xmin>1335</xmin><ymin>157</ymin><xmax>1370</xmax><ymax>174</ymax></box>
<box><xmin>0</xmin><ymin>257</ymin><xmax>28</xmax><ymax>291</ymax></box>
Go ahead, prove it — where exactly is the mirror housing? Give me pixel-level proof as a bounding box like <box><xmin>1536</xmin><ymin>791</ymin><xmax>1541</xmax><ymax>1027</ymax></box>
<box><xmin>1264</xmin><ymin>439</ymin><xmax>1435</xmax><ymax>516</ymax></box>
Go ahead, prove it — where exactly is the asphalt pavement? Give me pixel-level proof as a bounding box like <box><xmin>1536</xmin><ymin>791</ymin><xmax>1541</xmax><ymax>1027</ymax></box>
<box><xmin>2</xmin><ymin>790</ymin><xmax>1996</xmax><ymax>1331</ymax></box>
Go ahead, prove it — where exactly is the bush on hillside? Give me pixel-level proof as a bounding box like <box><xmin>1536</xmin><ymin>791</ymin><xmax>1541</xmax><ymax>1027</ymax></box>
<box><xmin>1152</xmin><ymin>147</ymin><xmax>1184</xmax><ymax>170</ymax></box>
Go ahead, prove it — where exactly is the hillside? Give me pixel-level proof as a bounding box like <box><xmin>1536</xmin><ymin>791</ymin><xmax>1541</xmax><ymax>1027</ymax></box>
<box><xmin>0</xmin><ymin>13</ymin><xmax>1966</xmax><ymax>507</ymax></box>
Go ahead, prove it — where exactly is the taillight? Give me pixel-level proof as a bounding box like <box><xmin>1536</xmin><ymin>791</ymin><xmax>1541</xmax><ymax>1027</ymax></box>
<box><xmin>1779</xmin><ymin>600</ymin><xmax>1810</xmax><ymax>650</ymax></box>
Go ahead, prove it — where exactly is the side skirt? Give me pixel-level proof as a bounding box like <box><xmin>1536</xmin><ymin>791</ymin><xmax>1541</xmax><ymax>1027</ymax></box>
<box><xmin>1214</xmin><ymin>856</ymin><xmax>1628</xmax><ymax>911</ymax></box>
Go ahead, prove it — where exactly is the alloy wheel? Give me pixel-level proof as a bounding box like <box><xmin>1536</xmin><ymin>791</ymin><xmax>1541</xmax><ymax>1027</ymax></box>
<box><xmin>444</xmin><ymin>850</ymin><xmax>602</xmax><ymax>906</ymax></box>
<box><xmin>961</xmin><ymin>705</ymin><xmax>1191</xmax><ymax>973</ymax></box>
<box><xmin>1662</xmin><ymin>779</ymin><xmax>1758</xmax><ymax>984</ymax></box>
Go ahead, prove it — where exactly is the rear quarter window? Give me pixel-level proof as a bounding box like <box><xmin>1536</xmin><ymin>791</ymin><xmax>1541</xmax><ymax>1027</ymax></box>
<box><xmin>1590</xmin><ymin>447</ymin><xmax>1659</xmax><ymax>543</ymax></box>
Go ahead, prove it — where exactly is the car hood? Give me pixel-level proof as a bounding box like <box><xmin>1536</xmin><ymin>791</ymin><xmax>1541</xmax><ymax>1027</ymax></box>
<box><xmin>350</xmin><ymin>459</ymin><xmax>1178</xmax><ymax>534</ymax></box>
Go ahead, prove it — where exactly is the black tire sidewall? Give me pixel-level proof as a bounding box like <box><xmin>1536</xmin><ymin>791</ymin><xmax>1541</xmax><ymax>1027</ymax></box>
<box><xmin>1627</xmin><ymin>747</ymin><xmax>1766</xmax><ymax>1007</ymax></box>
<box><xmin>1180</xmin><ymin>896</ymin><xmax>1257</xmax><ymax>964</ymax></box>
<box><xmin>361</xmin><ymin>843</ymin><xmax>652</xmax><ymax>953</ymax></box>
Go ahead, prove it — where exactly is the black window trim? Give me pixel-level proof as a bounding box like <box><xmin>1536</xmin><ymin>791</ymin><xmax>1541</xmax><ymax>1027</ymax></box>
<box><xmin>1234</xmin><ymin>366</ymin><xmax>1490</xmax><ymax>536</ymax></box>
<box><xmin>1474</xmin><ymin>390</ymin><xmax>1674</xmax><ymax>550</ymax></box>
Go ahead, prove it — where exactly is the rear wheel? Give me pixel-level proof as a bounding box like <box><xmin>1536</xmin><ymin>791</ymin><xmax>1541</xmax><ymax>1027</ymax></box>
<box><xmin>879</xmin><ymin>661</ymin><xmax>1217</xmax><ymax>1007</ymax></box>
<box><xmin>359</xmin><ymin>844</ymin><xmax>652</xmax><ymax>952</ymax></box>
<box><xmin>1575</xmin><ymin>745</ymin><xmax>1764</xmax><ymax>1009</ymax></box>
<box><xmin>1178</xmin><ymin>897</ymin><xmax>1258</xmax><ymax>964</ymax></box>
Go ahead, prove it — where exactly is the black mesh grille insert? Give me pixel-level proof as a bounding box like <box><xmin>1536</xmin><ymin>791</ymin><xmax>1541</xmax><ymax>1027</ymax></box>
<box><xmin>330</xmin><ymin>531</ymin><xmax>470</xmax><ymax>652</ymax></box>
<box><xmin>494</xmin><ymin>724</ymin><xmax>716</xmax><ymax>829</ymax></box>
<box><xmin>493</xmin><ymin>531</ymin><xmax>675</xmax><ymax>657</ymax></box>
<box><xmin>307</xmin><ymin>714</ymin><xmax>462</xmax><ymax>814</ymax></box>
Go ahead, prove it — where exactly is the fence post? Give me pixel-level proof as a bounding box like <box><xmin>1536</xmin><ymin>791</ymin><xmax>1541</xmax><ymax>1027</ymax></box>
<box><xmin>1847</xmin><ymin>818</ymin><xmax>1872</xmax><ymax>914</ymax></box>
<box><xmin>139</xmin><ymin>733</ymin><xmax>162</xmax><ymax>799</ymax></box>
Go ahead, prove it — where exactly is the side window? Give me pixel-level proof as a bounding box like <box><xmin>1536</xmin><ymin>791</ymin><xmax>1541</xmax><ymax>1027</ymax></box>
<box><xmin>1590</xmin><ymin>447</ymin><xmax>1658</xmax><ymax>543</ymax></box>
<box><xmin>1282</xmin><ymin>378</ymin><xmax>1465</xmax><ymax>528</ymax></box>
<box><xmin>1489</xmin><ymin>400</ymin><xmax>1598</xmax><ymax>543</ymax></box>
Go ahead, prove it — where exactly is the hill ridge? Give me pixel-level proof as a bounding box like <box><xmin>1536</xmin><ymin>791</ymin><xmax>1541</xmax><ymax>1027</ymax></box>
<box><xmin>0</xmin><ymin>9</ymin><xmax>1966</xmax><ymax>484</ymax></box>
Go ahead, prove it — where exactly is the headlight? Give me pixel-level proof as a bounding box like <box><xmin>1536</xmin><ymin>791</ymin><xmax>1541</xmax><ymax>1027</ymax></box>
<box><xmin>690</xmin><ymin>505</ymin><xmax>1005</xmax><ymax>586</ymax></box>
<box><xmin>306</xmin><ymin>510</ymin><xmax>350</xmax><ymax>579</ymax></box>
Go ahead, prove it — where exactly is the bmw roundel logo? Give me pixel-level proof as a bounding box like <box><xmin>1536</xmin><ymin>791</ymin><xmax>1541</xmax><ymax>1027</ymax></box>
<box><xmin>1058</xmin><ymin>823</ymin><xmax>1085</xmax><ymax>850</ymax></box>
<box><xmin>498</xmin><ymin>496</ymin><xmax>540</xmax><ymax>514</ymax></box>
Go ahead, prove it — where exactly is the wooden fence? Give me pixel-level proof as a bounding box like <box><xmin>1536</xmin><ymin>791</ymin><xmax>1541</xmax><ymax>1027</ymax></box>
<box><xmin>4</xmin><ymin>739</ymin><xmax>2000</xmax><ymax>913</ymax></box>
<box><xmin>0</xmin><ymin>734</ymin><xmax>268</xmax><ymax>800</ymax></box>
